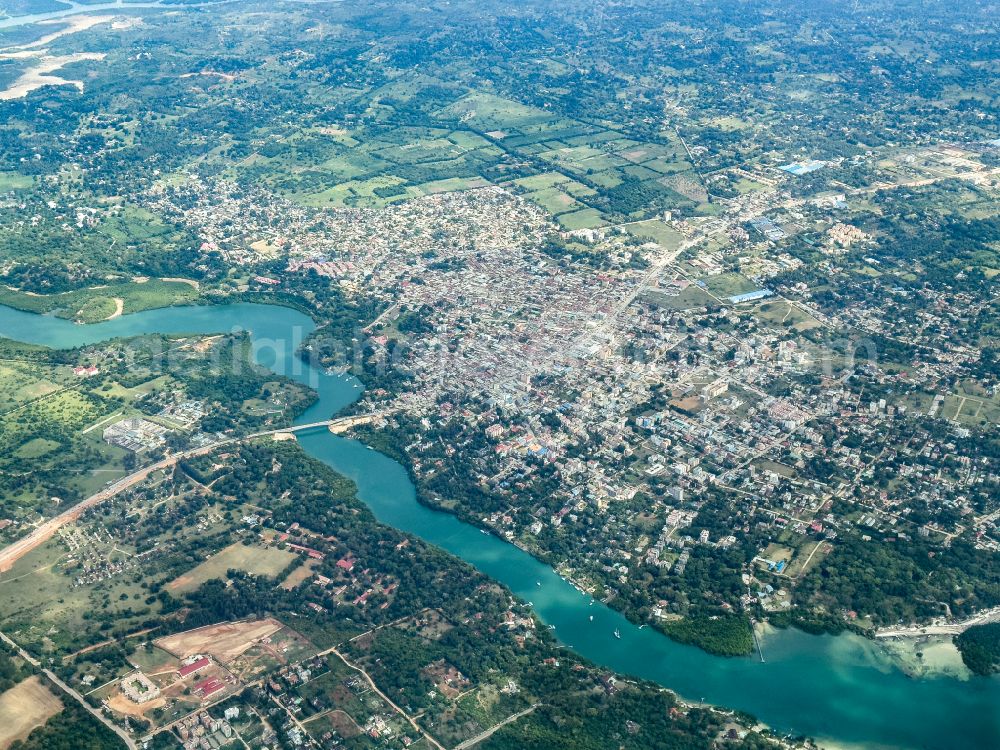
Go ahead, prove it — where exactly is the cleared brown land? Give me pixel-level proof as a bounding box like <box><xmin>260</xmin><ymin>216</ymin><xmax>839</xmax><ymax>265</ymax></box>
<box><xmin>0</xmin><ymin>676</ymin><xmax>63</xmax><ymax>749</ymax></box>
<box><xmin>155</xmin><ymin>618</ymin><xmax>284</xmax><ymax>664</ymax></box>
<box><xmin>106</xmin><ymin>692</ymin><xmax>166</xmax><ymax>718</ymax></box>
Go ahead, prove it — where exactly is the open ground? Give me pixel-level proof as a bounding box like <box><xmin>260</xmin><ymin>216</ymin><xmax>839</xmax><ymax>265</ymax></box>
<box><xmin>154</xmin><ymin>618</ymin><xmax>285</xmax><ymax>663</ymax></box>
<box><xmin>0</xmin><ymin>675</ymin><xmax>63</xmax><ymax>749</ymax></box>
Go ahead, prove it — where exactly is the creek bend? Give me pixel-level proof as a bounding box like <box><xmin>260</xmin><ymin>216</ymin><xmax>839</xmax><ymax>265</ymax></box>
<box><xmin>1</xmin><ymin>302</ymin><xmax>997</xmax><ymax>750</ymax></box>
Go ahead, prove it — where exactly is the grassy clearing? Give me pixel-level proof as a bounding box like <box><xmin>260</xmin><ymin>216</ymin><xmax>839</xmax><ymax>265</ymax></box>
<box><xmin>623</xmin><ymin>219</ymin><xmax>684</xmax><ymax>251</ymax></box>
<box><xmin>13</xmin><ymin>437</ymin><xmax>61</xmax><ymax>459</ymax></box>
<box><xmin>586</xmin><ymin>169</ymin><xmax>623</xmax><ymax>188</ymax></box>
<box><xmin>167</xmin><ymin>542</ymin><xmax>297</xmax><ymax>594</ymax></box>
<box><xmin>436</xmin><ymin>92</ymin><xmax>553</xmax><ymax>131</ymax></box>
<box><xmin>556</xmin><ymin>208</ymin><xmax>608</xmax><ymax>230</ymax></box>
<box><xmin>755</xmin><ymin>300</ymin><xmax>822</xmax><ymax>331</ymax></box>
<box><xmin>784</xmin><ymin>541</ymin><xmax>831</xmax><ymax>578</ymax></box>
<box><xmin>0</xmin><ymin>535</ymin><xmax>152</xmax><ymax>655</ymax></box>
<box><xmin>512</xmin><ymin>172</ymin><xmax>567</xmax><ymax>191</ymax></box>
<box><xmin>1</xmin><ymin>390</ymin><xmax>104</xmax><ymax>462</ymax></box>
<box><xmin>939</xmin><ymin>392</ymin><xmax>1000</xmax><ymax>427</ymax></box>
<box><xmin>561</xmin><ymin>179</ymin><xmax>597</xmax><ymax>198</ymax></box>
<box><xmin>127</xmin><ymin>645</ymin><xmax>180</xmax><ymax>676</ymax></box>
<box><xmin>701</xmin><ymin>272</ymin><xmax>758</xmax><ymax>298</ymax></box>
<box><xmin>526</xmin><ymin>186</ymin><xmax>583</xmax><ymax>215</ymax></box>
<box><xmin>0</xmin><ymin>362</ymin><xmax>63</xmax><ymax>412</ymax></box>
<box><xmin>642</xmin><ymin>286</ymin><xmax>716</xmax><ymax>310</ymax></box>
<box><xmin>0</xmin><ymin>172</ymin><xmax>32</xmax><ymax>192</ymax></box>
<box><xmin>733</xmin><ymin>177</ymin><xmax>768</xmax><ymax>194</ymax></box>
<box><xmin>760</xmin><ymin>543</ymin><xmax>795</xmax><ymax>567</ymax></box>
<box><xmin>280</xmin><ymin>558</ymin><xmax>320</xmax><ymax>590</ymax></box>
<box><xmin>414</xmin><ymin>176</ymin><xmax>490</xmax><ymax>195</ymax></box>
<box><xmin>753</xmin><ymin>459</ymin><xmax>796</xmax><ymax>478</ymax></box>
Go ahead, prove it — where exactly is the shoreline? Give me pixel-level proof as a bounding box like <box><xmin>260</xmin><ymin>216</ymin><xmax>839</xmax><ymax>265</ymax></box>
<box><xmin>876</xmin><ymin>634</ymin><xmax>970</xmax><ymax>680</ymax></box>
<box><xmin>3</xmin><ymin>301</ymin><xmax>1000</xmax><ymax>750</ymax></box>
<box><xmin>755</xmin><ymin>619</ymin><xmax>971</xmax><ymax>681</ymax></box>
<box><xmin>873</xmin><ymin>605</ymin><xmax>1000</xmax><ymax>639</ymax></box>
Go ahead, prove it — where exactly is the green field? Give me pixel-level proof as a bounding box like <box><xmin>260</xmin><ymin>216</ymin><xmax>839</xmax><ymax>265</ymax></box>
<box><xmin>0</xmin><ymin>362</ymin><xmax>64</xmax><ymax>413</ymax></box>
<box><xmin>0</xmin><ymin>539</ymin><xmax>149</xmax><ymax>655</ymax></box>
<box><xmin>755</xmin><ymin>299</ymin><xmax>823</xmax><ymax>331</ymax></box>
<box><xmin>701</xmin><ymin>272</ymin><xmax>758</xmax><ymax>298</ymax></box>
<box><xmin>556</xmin><ymin>208</ymin><xmax>608</xmax><ymax>230</ymax></box>
<box><xmin>623</xmin><ymin>220</ymin><xmax>685</xmax><ymax>251</ymax></box>
<box><xmin>642</xmin><ymin>286</ymin><xmax>716</xmax><ymax>310</ymax></box>
<box><xmin>0</xmin><ymin>172</ymin><xmax>32</xmax><ymax>192</ymax></box>
<box><xmin>167</xmin><ymin>542</ymin><xmax>298</xmax><ymax>594</ymax></box>
<box><xmin>526</xmin><ymin>186</ymin><xmax>584</xmax><ymax>215</ymax></box>
<box><xmin>13</xmin><ymin>437</ymin><xmax>61</xmax><ymax>459</ymax></box>
<box><xmin>512</xmin><ymin>172</ymin><xmax>568</xmax><ymax>191</ymax></box>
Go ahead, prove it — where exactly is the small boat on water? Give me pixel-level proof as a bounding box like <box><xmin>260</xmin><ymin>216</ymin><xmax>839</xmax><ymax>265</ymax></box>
<box><xmin>613</xmin><ymin>628</ymin><xmax>621</xmax><ymax>639</ymax></box>
<box><xmin>548</xmin><ymin>624</ymin><xmax>556</xmax><ymax>630</ymax></box>
<box><xmin>536</xmin><ymin>581</ymin><xmax>541</xmax><ymax>586</ymax></box>
<box><xmin>589</xmin><ymin>615</ymin><xmax>594</xmax><ymax>622</ymax></box>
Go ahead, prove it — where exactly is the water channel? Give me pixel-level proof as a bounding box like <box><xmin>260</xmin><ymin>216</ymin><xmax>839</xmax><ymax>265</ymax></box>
<box><xmin>1</xmin><ymin>302</ymin><xmax>997</xmax><ymax>750</ymax></box>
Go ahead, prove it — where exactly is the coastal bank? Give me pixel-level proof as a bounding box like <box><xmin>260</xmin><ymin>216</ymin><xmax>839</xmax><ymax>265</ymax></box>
<box><xmin>1</xmin><ymin>301</ymin><xmax>998</xmax><ymax>750</ymax></box>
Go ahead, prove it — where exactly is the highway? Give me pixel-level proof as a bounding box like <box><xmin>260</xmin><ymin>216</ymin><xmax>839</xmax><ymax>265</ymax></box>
<box><xmin>0</xmin><ymin>412</ymin><xmax>388</xmax><ymax>573</ymax></box>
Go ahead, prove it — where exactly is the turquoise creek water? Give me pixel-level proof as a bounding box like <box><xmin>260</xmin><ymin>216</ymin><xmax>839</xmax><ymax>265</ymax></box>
<box><xmin>1</xmin><ymin>302</ymin><xmax>998</xmax><ymax>749</ymax></box>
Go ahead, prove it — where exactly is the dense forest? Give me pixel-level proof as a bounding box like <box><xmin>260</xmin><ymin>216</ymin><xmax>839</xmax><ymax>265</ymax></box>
<box><xmin>954</xmin><ymin>622</ymin><xmax>1000</xmax><ymax>676</ymax></box>
<box><xmin>0</xmin><ymin>643</ymin><xmax>24</xmax><ymax>693</ymax></box>
<box><xmin>9</xmin><ymin>700</ymin><xmax>124</xmax><ymax>750</ymax></box>
<box><xmin>795</xmin><ymin>534</ymin><xmax>1000</xmax><ymax>626</ymax></box>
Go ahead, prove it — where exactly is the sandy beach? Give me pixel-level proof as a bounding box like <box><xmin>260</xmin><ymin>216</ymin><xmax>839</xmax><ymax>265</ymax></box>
<box><xmin>0</xmin><ymin>51</ymin><xmax>105</xmax><ymax>100</ymax></box>
<box><xmin>877</xmin><ymin>634</ymin><xmax>970</xmax><ymax>680</ymax></box>
<box><xmin>1</xmin><ymin>14</ymin><xmax>114</xmax><ymax>52</ymax></box>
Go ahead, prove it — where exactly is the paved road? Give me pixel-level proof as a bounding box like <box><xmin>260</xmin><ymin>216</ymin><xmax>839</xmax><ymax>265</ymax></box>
<box><xmin>0</xmin><ymin>413</ymin><xmax>388</xmax><ymax>573</ymax></box>
<box><xmin>0</xmin><ymin>630</ymin><xmax>137</xmax><ymax>750</ymax></box>
<box><xmin>875</xmin><ymin>605</ymin><xmax>1000</xmax><ymax>638</ymax></box>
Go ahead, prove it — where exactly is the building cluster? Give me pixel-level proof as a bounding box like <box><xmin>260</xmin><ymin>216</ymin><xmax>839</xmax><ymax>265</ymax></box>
<box><xmin>142</xmin><ymin>179</ymin><xmax>552</xmax><ymax>296</ymax></box>
<box><xmin>341</xmin><ymin>146</ymin><xmax>997</xmax><ymax>614</ymax></box>
<box><xmin>176</xmin><ymin>710</ymin><xmax>237</xmax><ymax>750</ymax></box>
<box><xmin>158</xmin><ymin>400</ymin><xmax>206</xmax><ymax>428</ymax></box>
<box><xmin>59</xmin><ymin>525</ymin><xmax>152</xmax><ymax>586</ymax></box>
<box><xmin>103</xmin><ymin>417</ymin><xmax>168</xmax><ymax>453</ymax></box>
<box><xmin>139</xmin><ymin>143</ymin><xmax>998</xmax><ymax>624</ymax></box>
<box><xmin>120</xmin><ymin>671</ymin><xmax>160</xmax><ymax>704</ymax></box>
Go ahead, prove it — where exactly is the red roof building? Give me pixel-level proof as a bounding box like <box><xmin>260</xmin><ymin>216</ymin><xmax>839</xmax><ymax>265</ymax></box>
<box><xmin>178</xmin><ymin>657</ymin><xmax>211</xmax><ymax>677</ymax></box>
<box><xmin>194</xmin><ymin>677</ymin><xmax>225</xmax><ymax>697</ymax></box>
